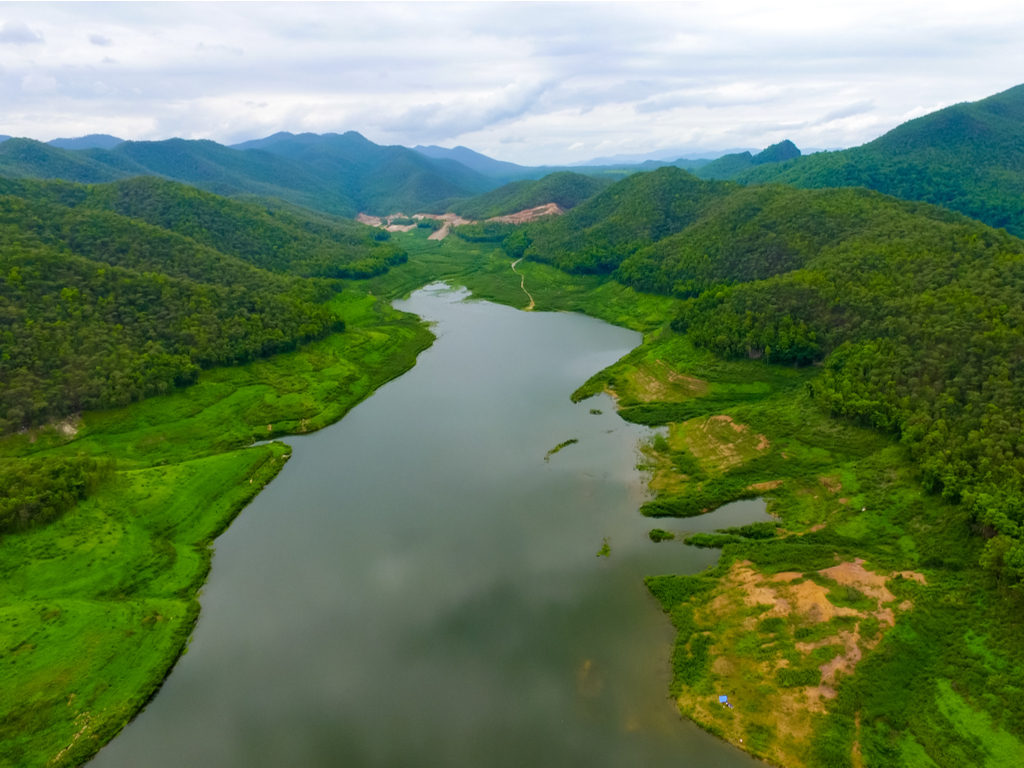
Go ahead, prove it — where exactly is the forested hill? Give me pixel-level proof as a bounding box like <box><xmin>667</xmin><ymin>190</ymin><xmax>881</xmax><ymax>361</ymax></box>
<box><xmin>692</xmin><ymin>139</ymin><xmax>801</xmax><ymax>180</ymax></box>
<box><xmin>516</xmin><ymin>167</ymin><xmax>732</xmax><ymax>273</ymax></box>
<box><xmin>429</xmin><ymin>171</ymin><xmax>611</xmax><ymax>219</ymax></box>
<box><xmin>735</xmin><ymin>83</ymin><xmax>1024</xmax><ymax>236</ymax></box>
<box><xmin>513</xmin><ymin>166</ymin><xmax>1024</xmax><ymax>588</ymax></box>
<box><xmin>0</xmin><ymin>132</ymin><xmax>498</xmax><ymax>218</ymax></box>
<box><xmin>0</xmin><ymin>176</ymin><xmax>405</xmax><ymax>435</ymax></box>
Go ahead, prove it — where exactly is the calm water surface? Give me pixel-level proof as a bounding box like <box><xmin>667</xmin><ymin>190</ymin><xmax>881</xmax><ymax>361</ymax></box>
<box><xmin>94</xmin><ymin>285</ymin><xmax>768</xmax><ymax>767</ymax></box>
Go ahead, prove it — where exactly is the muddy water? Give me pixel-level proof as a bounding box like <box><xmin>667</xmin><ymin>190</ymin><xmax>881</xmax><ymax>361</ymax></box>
<box><xmin>93</xmin><ymin>285</ymin><xmax>768</xmax><ymax>767</ymax></box>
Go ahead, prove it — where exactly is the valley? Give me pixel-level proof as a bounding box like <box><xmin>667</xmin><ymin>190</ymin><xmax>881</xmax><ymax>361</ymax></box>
<box><xmin>4</xmin><ymin>82</ymin><xmax>1024</xmax><ymax>768</ymax></box>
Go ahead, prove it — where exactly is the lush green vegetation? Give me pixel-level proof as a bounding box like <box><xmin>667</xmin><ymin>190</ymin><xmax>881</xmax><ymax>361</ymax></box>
<box><xmin>736</xmin><ymin>84</ymin><xmax>1024</xmax><ymax>237</ymax></box>
<box><xmin>0</xmin><ymin>176</ymin><xmax>417</xmax><ymax>436</ymax></box>
<box><xmin>693</xmin><ymin>140</ymin><xmax>802</xmax><ymax>181</ymax></box>
<box><xmin>0</xmin><ymin>227</ymin><xmax>499</xmax><ymax>767</ymax></box>
<box><xmin>518</xmin><ymin>167</ymin><xmax>731</xmax><ymax>274</ymax></box>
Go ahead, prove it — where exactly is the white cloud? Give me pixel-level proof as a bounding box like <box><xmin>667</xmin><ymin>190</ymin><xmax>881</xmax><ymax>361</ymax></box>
<box><xmin>0</xmin><ymin>20</ymin><xmax>43</xmax><ymax>45</ymax></box>
<box><xmin>21</xmin><ymin>73</ymin><xmax>57</xmax><ymax>93</ymax></box>
<box><xmin>0</xmin><ymin>2</ymin><xmax>1022</xmax><ymax>163</ymax></box>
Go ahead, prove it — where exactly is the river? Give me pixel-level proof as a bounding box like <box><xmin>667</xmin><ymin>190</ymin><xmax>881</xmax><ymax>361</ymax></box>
<box><xmin>93</xmin><ymin>284</ymin><xmax>768</xmax><ymax>767</ymax></box>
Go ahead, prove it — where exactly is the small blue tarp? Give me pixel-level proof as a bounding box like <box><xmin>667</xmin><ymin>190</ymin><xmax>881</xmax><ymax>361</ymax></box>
<box><xmin>719</xmin><ymin>695</ymin><xmax>728</xmax><ymax>704</ymax></box>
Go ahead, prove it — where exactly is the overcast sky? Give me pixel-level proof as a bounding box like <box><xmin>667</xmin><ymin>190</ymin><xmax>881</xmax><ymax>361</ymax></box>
<box><xmin>1</xmin><ymin>1</ymin><xmax>1022</xmax><ymax>164</ymax></box>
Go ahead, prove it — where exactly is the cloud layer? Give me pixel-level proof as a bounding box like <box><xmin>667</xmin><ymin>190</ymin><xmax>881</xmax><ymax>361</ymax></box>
<box><xmin>0</xmin><ymin>1</ymin><xmax>1022</xmax><ymax>164</ymax></box>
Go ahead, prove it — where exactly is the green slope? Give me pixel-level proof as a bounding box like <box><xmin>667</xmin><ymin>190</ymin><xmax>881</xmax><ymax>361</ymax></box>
<box><xmin>520</xmin><ymin>166</ymin><xmax>731</xmax><ymax>273</ymax></box>
<box><xmin>736</xmin><ymin>84</ymin><xmax>1024</xmax><ymax>235</ymax></box>
<box><xmin>434</xmin><ymin>171</ymin><xmax>611</xmax><ymax>219</ymax></box>
<box><xmin>0</xmin><ymin>176</ymin><xmax>407</xmax><ymax>441</ymax></box>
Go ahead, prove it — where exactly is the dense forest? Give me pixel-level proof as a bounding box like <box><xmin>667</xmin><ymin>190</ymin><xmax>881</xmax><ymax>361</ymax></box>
<box><xmin>0</xmin><ymin>176</ymin><xmax>406</xmax><ymax>438</ymax></box>
<box><xmin>509</xmin><ymin>166</ymin><xmax>1024</xmax><ymax>590</ymax></box>
<box><xmin>735</xmin><ymin>84</ymin><xmax>1024</xmax><ymax>237</ymax></box>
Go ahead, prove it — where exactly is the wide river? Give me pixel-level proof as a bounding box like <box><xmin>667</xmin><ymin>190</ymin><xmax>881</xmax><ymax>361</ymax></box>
<box><xmin>94</xmin><ymin>285</ymin><xmax>767</xmax><ymax>767</ymax></box>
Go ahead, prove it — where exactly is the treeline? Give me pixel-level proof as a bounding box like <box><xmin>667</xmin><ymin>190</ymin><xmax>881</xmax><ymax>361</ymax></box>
<box><xmin>509</xmin><ymin>166</ymin><xmax>1024</xmax><ymax>588</ymax></box>
<box><xmin>0</xmin><ymin>177</ymin><xmax>407</xmax><ymax>434</ymax></box>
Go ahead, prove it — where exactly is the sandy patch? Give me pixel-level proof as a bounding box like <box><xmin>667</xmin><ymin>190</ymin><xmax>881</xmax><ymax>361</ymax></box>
<box><xmin>790</xmin><ymin>580</ymin><xmax>859</xmax><ymax>623</ymax></box>
<box><xmin>357</xmin><ymin>213</ymin><xmax>382</xmax><ymax>226</ymax></box>
<box><xmin>817</xmin><ymin>629</ymin><xmax>863</xmax><ymax>684</ymax></box>
<box><xmin>771</xmin><ymin>571</ymin><xmax>804</xmax><ymax>583</ymax></box>
<box><xmin>747</xmin><ymin>480</ymin><xmax>784</xmax><ymax>492</ymax></box>
<box><xmin>487</xmin><ymin>202</ymin><xmax>564</xmax><ymax>224</ymax></box>
<box><xmin>820</xmin><ymin>559</ymin><xmax>894</xmax><ymax>604</ymax></box>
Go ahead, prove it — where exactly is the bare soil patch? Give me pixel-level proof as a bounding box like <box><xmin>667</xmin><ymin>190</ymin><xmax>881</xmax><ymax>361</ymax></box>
<box><xmin>680</xmin><ymin>557</ymin><xmax>928</xmax><ymax>766</ymax></box>
<box><xmin>487</xmin><ymin>202</ymin><xmax>564</xmax><ymax>224</ymax></box>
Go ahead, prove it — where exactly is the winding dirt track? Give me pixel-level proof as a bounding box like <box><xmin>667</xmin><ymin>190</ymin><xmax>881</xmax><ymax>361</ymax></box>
<box><xmin>511</xmin><ymin>258</ymin><xmax>535</xmax><ymax>311</ymax></box>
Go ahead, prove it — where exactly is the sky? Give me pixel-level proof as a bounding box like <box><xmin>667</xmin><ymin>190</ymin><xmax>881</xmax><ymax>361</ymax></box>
<box><xmin>1</xmin><ymin>1</ymin><xmax>1023</xmax><ymax>165</ymax></box>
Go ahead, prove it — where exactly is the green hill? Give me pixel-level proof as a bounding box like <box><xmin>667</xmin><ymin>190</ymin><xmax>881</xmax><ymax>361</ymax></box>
<box><xmin>0</xmin><ymin>176</ymin><xmax>406</xmax><ymax>438</ymax></box>
<box><xmin>0</xmin><ymin>138</ymin><xmax>134</xmax><ymax>184</ymax></box>
<box><xmin>521</xmin><ymin>166</ymin><xmax>731</xmax><ymax>273</ymax></box>
<box><xmin>436</xmin><ymin>171</ymin><xmax>611</xmax><ymax>219</ymax></box>
<box><xmin>510</xmin><ymin>167</ymin><xmax>1024</xmax><ymax>589</ymax></box>
<box><xmin>736</xmin><ymin>84</ymin><xmax>1024</xmax><ymax>235</ymax></box>
<box><xmin>693</xmin><ymin>140</ymin><xmax>802</xmax><ymax>180</ymax></box>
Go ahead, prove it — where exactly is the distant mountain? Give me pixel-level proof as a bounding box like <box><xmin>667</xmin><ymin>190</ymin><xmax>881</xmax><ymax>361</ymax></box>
<box><xmin>413</xmin><ymin>145</ymin><xmax>527</xmax><ymax>178</ymax></box>
<box><xmin>736</xmin><ymin>84</ymin><xmax>1024</xmax><ymax>235</ymax></box>
<box><xmin>0</xmin><ymin>138</ymin><xmax>131</xmax><ymax>183</ymax></box>
<box><xmin>0</xmin><ymin>131</ymin><xmax>501</xmax><ymax>217</ymax></box>
<box><xmin>0</xmin><ymin>135</ymin><xmax>10</xmax><ymax>144</ymax></box>
<box><xmin>571</xmin><ymin>148</ymin><xmax>750</xmax><ymax>166</ymax></box>
<box><xmin>48</xmin><ymin>134</ymin><xmax>124</xmax><ymax>150</ymax></box>
<box><xmin>231</xmin><ymin>131</ymin><xmax>495</xmax><ymax>214</ymax></box>
<box><xmin>428</xmin><ymin>171</ymin><xmax>612</xmax><ymax>219</ymax></box>
<box><xmin>694</xmin><ymin>140</ymin><xmax>802</xmax><ymax>180</ymax></box>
